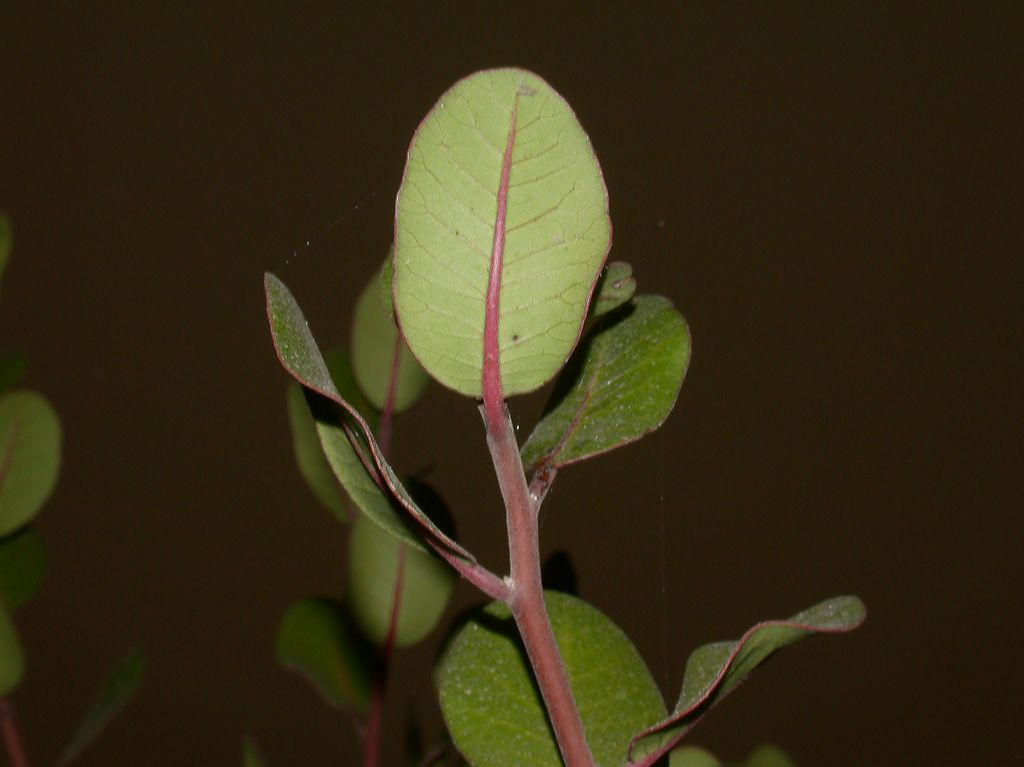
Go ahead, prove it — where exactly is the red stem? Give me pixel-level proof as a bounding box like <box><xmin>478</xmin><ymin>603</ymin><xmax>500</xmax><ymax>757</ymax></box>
<box><xmin>483</xmin><ymin>406</ymin><xmax>596</xmax><ymax>767</ymax></box>
<box><xmin>361</xmin><ymin>544</ymin><xmax>406</xmax><ymax>767</ymax></box>
<box><xmin>478</xmin><ymin>86</ymin><xmax>595</xmax><ymax>767</ymax></box>
<box><xmin>0</xmin><ymin>698</ymin><xmax>30</xmax><ymax>767</ymax></box>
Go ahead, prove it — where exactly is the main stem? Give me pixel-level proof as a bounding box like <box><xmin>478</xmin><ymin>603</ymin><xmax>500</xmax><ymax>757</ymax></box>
<box><xmin>484</xmin><ymin>403</ymin><xmax>596</xmax><ymax>767</ymax></box>
<box><xmin>480</xmin><ymin>88</ymin><xmax>594</xmax><ymax>767</ymax></box>
<box><xmin>0</xmin><ymin>698</ymin><xmax>29</xmax><ymax>767</ymax></box>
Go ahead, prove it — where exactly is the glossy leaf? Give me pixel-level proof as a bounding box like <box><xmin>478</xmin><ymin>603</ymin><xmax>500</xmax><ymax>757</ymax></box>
<box><xmin>0</xmin><ymin>602</ymin><xmax>24</xmax><ymax>695</ymax></box>
<box><xmin>0</xmin><ymin>390</ymin><xmax>61</xmax><ymax>537</ymax></box>
<box><xmin>521</xmin><ymin>295</ymin><xmax>690</xmax><ymax>474</ymax></box>
<box><xmin>670</xmin><ymin>746</ymin><xmax>721</xmax><ymax>767</ymax></box>
<box><xmin>0</xmin><ymin>352</ymin><xmax>26</xmax><ymax>393</ymax></box>
<box><xmin>59</xmin><ymin>646</ymin><xmax>145</xmax><ymax>765</ymax></box>
<box><xmin>437</xmin><ymin>591</ymin><xmax>665</xmax><ymax>767</ymax></box>
<box><xmin>0</xmin><ymin>526</ymin><xmax>46</xmax><ymax>609</ymax></box>
<box><xmin>591</xmin><ymin>262</ymin><xmax>636</xmax><ymax>317</ymax></box>
<box><xmin>630</xmin><ymin>597</ymin><xmax>866</xmax><ymax>762</ymax></box>
<box><xmin>348</xmin><ymin>505</ymin><xmax>455</xmax><ymax>648</ymax></box>
<box><xmin>393</xmin><ymin>68</ymin><xmax>610</xmax><ymax>397</ymax></box>
<box><xmin>352</xmin><ymin>262</ymin><xmax>429</xmax><ymax>412</ymax></box>
<box><xmin>242</xmin><ymin>736</ymin><xmax>267</xmax><ymax>767</ymax></box>
<box><xmin>265</xmin><ymin>272</ymin><xmax>472</xmax><ymax>562</ymax></box>
<box><xmin>275</xmin><ymin>597</ymin><xmax>372</xmax><ymax>713</ymax></box>
<box><xmin>287</xmin><ymin>349</ymin><xmax>375</xmax><ymax>522</ymax></box>
<box><xmin>0</xmin><ymin>213</ymin><xmax>10</xmax><ymax>288</ymax></box>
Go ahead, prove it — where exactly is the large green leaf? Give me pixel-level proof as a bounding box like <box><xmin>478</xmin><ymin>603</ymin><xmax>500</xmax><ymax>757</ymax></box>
<box><xmin>437</xmin><ymin>591</ymin><xmax>665</xmax><ymax>767</ymax></box>
<box><xmin>286</xmin><ymin>349</ymin><xmax>375</xmax><ymax>522</ymax></box>
<box><xmin>630</xmin><ymin>597</ymin><xmax>866</xmax><ymax>763</ymax></box>
<box><xmin>590</xmin><ymin>262</ymin><xmax>636</xmax><ymax>317</ymax></box>
<box><xmin>0</xmin><ymin>213</ymin><xmax>10</xmax><ymax>289</ymax></box>
<box><xmin>0</xmin><ymin>390</ymin><xmax>61</xmax><ymax>536</ymax></box>
<box><xmin>520</xmin><ymin>295</ymin><xmax>691</xmax><ymax>474</ymax></box>
<box><xmin>0</xmin><ymin>526</ymin><xmax>46</xmax><ymax>609</ymax></box>
<box><xmin>352</xmin><ymin>261</ymin><xmax>429</xmax><ymax>412</ymax></box>
<box><xmin>348</xmin><ymin>502</ymin><xmax>455</xmax><ymax>648</ymax></box>
<box><xmin>274</xmin><ymin>597</ymin><xmax>372</xmax><ymax>713</ymax></box>
<box><xmin>265</xmin><ymin>272</ymin><xmax>471</xmax><ymax>562</ymax></box>
<box><xmin>0</xmin><ymin>602</ymin><xmax>24</xmax><ymax>695</ymax></box>
<box><xmin>393</xmin><ymin>68</ymin><xmax>611</xmax><ymax>398</ymax></box>
<box><xmin>59</xmin><ymin>646</ymin><xmax>145</xmax><ymax>765</ymax></box>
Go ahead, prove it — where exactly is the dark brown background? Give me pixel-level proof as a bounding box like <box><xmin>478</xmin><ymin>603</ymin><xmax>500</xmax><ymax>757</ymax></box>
<box><xmin>1</xmin><ymin>4</ymin><xmax>1020</xmax><ymax>766</ymax></box>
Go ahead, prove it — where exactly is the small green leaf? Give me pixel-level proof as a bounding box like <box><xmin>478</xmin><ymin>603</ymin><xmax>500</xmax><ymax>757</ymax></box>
<box><xmin>352</xmin><ymin>262</ymin><xmax>429</xmax><ymax>412</ymax></box>
<box><xmin>670</xmin><ymin>746</ymin><xmax>721</xmax><ymax>767</ymax></box>
<box><xmin>59</xmin><ymin>646</ymin><xmax>145</xmax><ymax>765</ymax></box>
<box><xmin>0</xmin><ymin>602</ymin><xmax>24</xmax><ymax>695</ymax></box>
<box><xmin>274</xmin><ymin>597</ymin><xmax>373</xmax><ymax>714</ymax></box>
<box><xmin>437</xmin><ymin>591</ymin><xmax>666</xmax><ymax>767</ymax></box>
<box><xmin>242</xmin><ymin>736</ymin><xmax>267</xmax><ymax>767</ymax></box>
<box><xmin>393</xmin><ymin>68</ymin><xmax>611</xmax><ymax>398</ymax></box>
<box><xmin>0</xmin><ymin>213</ymin><xmax>11</xmax><ymax>288</ymax></box>
<box><xmin>0</xmin><ymin>353</ymin><xmax>26</xmax><ymax>393</ymax></box>
<box><xmin>265</xmin><ymin>272</ymin><xmax>472</xmax><ymax>562</ymax></box>
<box><xmin>591</xmin><ymin>262</ymin><xmax>636</xmax><ymax>317</ymax></box>
<box><xmin>287</xmin><ymin>348</ymin><xmax>375</xmax><ymax>522</ymax></box>
<box><xmin>0</xmin><ymin>390</ymin><xmax>61</xmax><ymax>537</ymax></box>
<box><xmin>348</xmin><ymin>489</ymin><xmax>455</xmax><ymax>647</ymax></box>
<box><xmin>630</xmin><ymin>597</ymin><xmax>866</xmax><ymax>762</ymax></box>
<box><xmin>746</xmin><ymin>745</ymin><xmax>796</xmax><ymax>767</ymax></box>
<box><xmin>521</xmin><ymin>295</ymin><xmax>690</xmax><ymax>474</ymax></box>
<box><xmin>0</xmin><ymin>526</ymin><xmax>46</xmax><ymax>609</ymax></box>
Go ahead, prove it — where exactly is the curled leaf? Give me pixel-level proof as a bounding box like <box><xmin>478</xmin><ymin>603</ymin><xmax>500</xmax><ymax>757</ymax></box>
<box><xmin>286</xmin><ymin>349</ymin><xmax>374</xmax><ymax>522</ymax></box>
<box><xmin>630</xmin><ymin>596</ymin><xmax>866</xmax><ymax>763</ymax></box>
<box><xmin>265</xmin><ymin>272</ymin><xmax>471</xmax><ymax>562</ymax></box>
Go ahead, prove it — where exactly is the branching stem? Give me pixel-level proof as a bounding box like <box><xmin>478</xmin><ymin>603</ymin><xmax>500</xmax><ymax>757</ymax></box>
<box><xmin>482</xmin><ymin>403</ymin><xmax>596</xmax><ymax>767</ymax></box>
